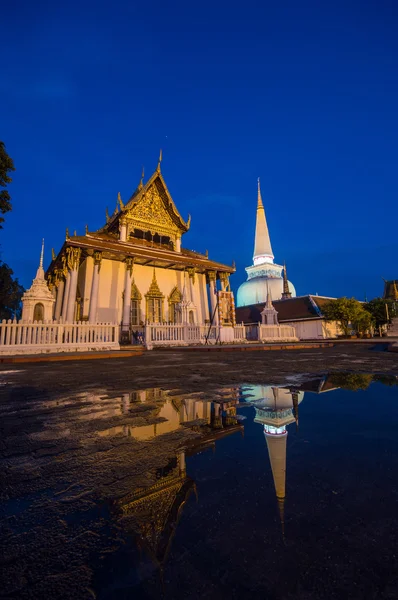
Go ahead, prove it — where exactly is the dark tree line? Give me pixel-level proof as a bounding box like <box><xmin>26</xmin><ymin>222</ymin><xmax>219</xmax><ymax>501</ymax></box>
<box><xmin>0</xmin><ymin>141</ymin><xmax>24</xmax><ymax>320</ymax></box>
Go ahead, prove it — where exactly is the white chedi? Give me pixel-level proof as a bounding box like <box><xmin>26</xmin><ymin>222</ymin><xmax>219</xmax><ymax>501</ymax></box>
<box><xmin>236</xmin><ymin>179</ymin><xmax>296</xmax><ymax>307</ymax></box>
<box><xmin>21</xmin><ymin>240</ymin><xmax>55</xmax><ymax>322</ymax></box>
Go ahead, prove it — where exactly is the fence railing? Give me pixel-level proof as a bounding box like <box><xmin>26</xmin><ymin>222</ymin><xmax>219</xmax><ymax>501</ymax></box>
<box><xmin>258</xmin><ymin>324</ymin><xmax>297</xmax><ymax>341</ymax></box>
<box><xmin>233</xmin><ymin>324</ymin><xmax>246</xmax><ymax>341</ymax></box>
<box><xmin>145</xmin><ymin>324</ymin><xmax>221</xmax><ymax>348</ymax></box>
<box><xmin>0</xmin><ymin>319</ymin><xmax>120</xmax><ymax>354</ymax></box>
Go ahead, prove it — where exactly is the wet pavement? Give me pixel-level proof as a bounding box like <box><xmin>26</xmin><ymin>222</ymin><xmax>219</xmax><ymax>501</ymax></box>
<box><xmin>1</xmin><ymin>346</ymin><xmax>398</xmax><ymax>599</ymax></box>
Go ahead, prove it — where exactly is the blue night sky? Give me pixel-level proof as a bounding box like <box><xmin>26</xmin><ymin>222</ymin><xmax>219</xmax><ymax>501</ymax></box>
<box><xmin>1</xmin><ymin>0</ymin><xmax>397</xmax><ymax>300</ymax></box>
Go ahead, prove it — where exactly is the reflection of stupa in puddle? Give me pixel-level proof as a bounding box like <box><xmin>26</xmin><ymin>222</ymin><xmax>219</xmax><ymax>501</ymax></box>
<box><xmin>242</xmin><ymin>384</ymin><xmax>305</xmax><ymax>536</ymax></box>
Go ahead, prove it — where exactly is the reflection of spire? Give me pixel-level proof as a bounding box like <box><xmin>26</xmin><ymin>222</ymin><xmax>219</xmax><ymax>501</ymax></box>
<box><xmin>264</xmin><ymin>431</ymin><xmax>287</xmax><ymax>537</ymax></box>
<box><xmin>281</xmin><ymin>262</ymin><xmax>292</xmax><ymax>299</ymax></box>
<box><xmin>253</xmin><ymin>178</ymin><xmax>274</xmax><ymax>265</ymax></box>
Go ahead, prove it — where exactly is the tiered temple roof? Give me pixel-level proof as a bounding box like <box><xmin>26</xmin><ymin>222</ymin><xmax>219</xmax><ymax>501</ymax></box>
<box><xmin>47</xmin><ymin>161</ymin><xmax>235</xmax><ymax>279</ymax></box>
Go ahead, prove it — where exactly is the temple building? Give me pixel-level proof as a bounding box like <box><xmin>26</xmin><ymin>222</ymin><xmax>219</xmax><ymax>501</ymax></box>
<box><xmin>45</xmin><ymin>155</ymin><xmax>236</xmax><ymax>341</ymax></box>
<box><xmin>383</xmin><ymin>279</ymin><xmax>398</xmax><ymax>302</ymax></box>
<box><xmin>236</xmin><ymin>179</ymin><xmax>296</xmax><ymax>307</ymax></box>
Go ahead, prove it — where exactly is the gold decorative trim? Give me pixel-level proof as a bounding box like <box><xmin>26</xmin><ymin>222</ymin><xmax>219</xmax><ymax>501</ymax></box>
<box><xmin>125</xmin><ymin>256</ymin><xmax>134</xmax><ymax>276</ymax></box>
<box><xmin>131</xmin><ymin>280</ymin><xmax>142</xmax><ymax>301</ymax></box>
<box><xmin>145</xmin><ymin>269</ymin><xmax>164</xmax><ymax>299</ymax></box>
<box><xmin>94</xmin><ymin>250</ymin><xmax>102</xmax><ymax>272</ymax></box>
<box><xmin>207</xmin><ymin>270</ymin><xmax>217</xmax><ymax>283</ymax></box>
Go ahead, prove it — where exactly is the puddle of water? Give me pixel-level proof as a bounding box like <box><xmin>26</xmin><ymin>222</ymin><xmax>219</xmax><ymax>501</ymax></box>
<box><xmin>3</xmin><ymin>372</ymin><xmax>398</xmax><ymax>599</ymax></box>
<box><xmin>93</xmin><ymin>373</ymin><xmax>398</xmax><ymax>599</ymax></box>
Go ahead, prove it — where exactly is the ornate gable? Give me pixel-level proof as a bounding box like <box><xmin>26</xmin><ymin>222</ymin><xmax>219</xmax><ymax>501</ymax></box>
<box><xmin>128</xmin><ymin>178</ymin><xmax>181</xmax><ymax>238</ymax></box>
<box><xmin>168</xmin><ymin>286</ymin><xmax>182</xmax><ymax>303</ymax></box>
<box><xmin>131</xmin><ymin>280</ymin><xmax>142</xmax><ymax>301</ymax></box>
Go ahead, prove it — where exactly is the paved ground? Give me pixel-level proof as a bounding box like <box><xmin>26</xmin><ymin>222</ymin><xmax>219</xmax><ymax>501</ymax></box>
<box><xmin>0</xmin><ymin>343</ymin><xmax>397</xmax><ymax>599</ymax></box>
<box><xmin>1</xmin><ymin>342</ymin><xmax>397</xmax><ymax>395</ymax></box>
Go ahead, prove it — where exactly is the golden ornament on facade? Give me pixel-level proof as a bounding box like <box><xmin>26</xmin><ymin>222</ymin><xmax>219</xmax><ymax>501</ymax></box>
<box><xmin>187</xmin><ymin>267</ymin><xmax>196</xmax><ymax>284</ymax></box>
<box><xmin>146</xmin><ymin>269</ymin><xmax>164</xmax><ymax>298</ymax></box>
<box><xmin>131</xmin><ymin>280</ymin><xmax>142</xmax><ymax>301</ymax></box>
<box><xmin>125</xmin><ymin>256</ymin><xmax>134</xmax><ymax>276</ymax></box>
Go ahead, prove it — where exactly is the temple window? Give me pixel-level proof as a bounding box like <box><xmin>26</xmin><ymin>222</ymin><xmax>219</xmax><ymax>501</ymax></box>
<box><xmin>168</xmin><ymin>286</ymin><xmax>182</xmax><ymax>323</ymax></box>
<box><xmin>145</xmin><ymin>270</ymin><xmax>164</xmax><ymax>323</ymax></box>
<box><xmin>147</xmin><ymin>297</ymin><xmax>163</xmax><ymax>323</ymax></box>
<box><xmin>131</xmin><ymin>281</ymin><xmax>142</xmax><ymax>325</ymax></box>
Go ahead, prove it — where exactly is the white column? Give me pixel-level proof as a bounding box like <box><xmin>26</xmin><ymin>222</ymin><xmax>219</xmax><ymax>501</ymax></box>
<box><xmin>188</xmin><ymin>268</ymin><xmax>196</xmax><ymax>304</ymax></box>
<box><xmin>175</xmin><ymin>235</ymin><xmax>181</xmax><ymax>252</ymax></box>
<box><xmin>88</xmin><ymin>252</ymin><xmax>101</xmax><ymax>323</ymax></box>
<box><xmin>122</xmin><ymin>258</ymin><xmax>134</xmax><ymax>331</ymax></box>
<box><xmin>61</xmin><ymin>272</ymin><xmax>71</xmax><ymax>321</ymax></box>
<box><xmin>119</xmin><ymin>217</ymin><xmax>127</xmax><ymax>242</ymax></box>
<box><xmin>54</xmin><ymin>277</ymin><xmax>65</xmax><ymax>321</ymax></box>
<box><xmin>208</xmin><ymin>271</ymin><xmax>218</xmax><ymax>326</ymax></box>
<box><xmin>66</xmin><ymin>269</ymin><xmax>78</xmax><ymax>322</ymax></box>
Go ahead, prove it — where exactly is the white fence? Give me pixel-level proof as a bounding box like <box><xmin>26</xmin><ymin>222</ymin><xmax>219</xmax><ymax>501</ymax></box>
<box><xmin>258</xmin><ymin>324</ymin><xmax>298</xmax><ymax>342</ymax></box>
<box><xmin>145</xmin><ymin>324</ymin><xmax>219</xmax><ymax>348</ymax></box>
<box><xmin>0</xmin><ymin>320</ymin><xmax>120</xmax><ymax>354</ymax></box>
<box><xmin>233</xmin><ymin>324</ymin><xmax>246</xmax><ymax>341</ymax></box>
<box><xmin>145</xmin><ymin>324</ymin><xmax>247</xmax><ymax>349</ymax></box>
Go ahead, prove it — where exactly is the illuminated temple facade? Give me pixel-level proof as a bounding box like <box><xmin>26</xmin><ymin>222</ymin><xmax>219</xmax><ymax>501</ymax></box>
<box><xmin>45</xmin><ymin>157</ymin><xmax>235</xmax><ymax>339</ymax></box>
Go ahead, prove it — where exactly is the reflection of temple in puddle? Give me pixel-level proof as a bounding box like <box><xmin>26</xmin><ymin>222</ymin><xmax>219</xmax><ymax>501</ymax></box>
<box><xmin>98</xmin><ymin>388</ymin><xmax>239</xmax><ymax>440</ymax></box>
<box><xmin>116</xmin><ymin>388</ymin><xmax>242</xmax><ymax>571</ymax></box>
<box><xmin>241</xmin><ymin>376</ymin><xmax>338</xmax><ymax>536</ymax></box>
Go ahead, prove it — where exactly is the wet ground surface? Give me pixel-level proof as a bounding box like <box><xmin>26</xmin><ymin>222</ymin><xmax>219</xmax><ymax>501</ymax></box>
<box><xmin>1</xmin><ymin>345</ymin><xmax>398</xmax><ymax>599</ymax></box>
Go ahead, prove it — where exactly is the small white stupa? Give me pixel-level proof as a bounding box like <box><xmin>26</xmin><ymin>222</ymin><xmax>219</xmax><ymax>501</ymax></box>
<box><xmin>21</xmin><ymin>240</ymin><xmax>55</xmax><ymax>322</ymax></box>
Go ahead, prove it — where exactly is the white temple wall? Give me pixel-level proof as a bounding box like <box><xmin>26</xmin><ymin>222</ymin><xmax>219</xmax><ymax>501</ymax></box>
<box><xmin>196</xmin><ymin>273</ymin><xmax>210</xmax><ymax>323</ymax></box>
<box><xmin>282</xmin><ymin>319</ymin><xmax>340</xmax><ymax>340</ymax></box>
<box><xmin>78</xmin><ymin>257</ymin><xmax>211</xmax><ymax>324</ymax></box>
<box><xmin>96</xmin><ymin>259</ymin><xmax>124</xmax><ymax>323</ymax></box>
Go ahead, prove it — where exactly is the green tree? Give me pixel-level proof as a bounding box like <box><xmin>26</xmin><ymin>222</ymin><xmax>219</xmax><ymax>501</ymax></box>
<box><xmin>364</xmin><ymin>297</ymin><xmax>397</xmax><ymax>328</ymax></box>
<box><xmin>321</xmin><ymin>297</ymin><xmax>365</xmax><ymax>336</ymax></box>
<box><xmin>0</xmin><ymin>141</ymin><xmax>15</xmax><ymax>229</ymax></box>
<box><xmin>0</xmin><ymin>262</ymin><xmax>24</xmax><ymax>320</ymax></box>
<box><xmin>0</xmin><ymin>142</ymin><xmax>24</xmax><ymax>319</ymax></box>
<box><xmin>329</xmin><ymin>372</ymin><xmax>373</xmax><ymax>391</ymax></box>
<box><xmin>352</xmin><ymin>309</ymin><xmax>374</xmax><ymax>336</ymax></box>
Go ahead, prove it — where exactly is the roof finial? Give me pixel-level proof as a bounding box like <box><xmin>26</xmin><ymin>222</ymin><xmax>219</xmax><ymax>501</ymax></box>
<box><xmin>39</xmin><ymin>239</ymin><xmax>44</xmax><ymax>269</ymax></box>
<box><xmin>138</xmin><ymin>166</ymin><xmax>145</xmax><ymax>189</ymax></box>
<box><xmin>118</xmin><ymin>192</ymin><xmax>124</xmax><ymax>210</ymax></box>
<box><xmin>281</xmin><ymin>262</ymin><xmax>292</xmax><ymax>299</ymax></box>
<box><xmin>157</xmin><ymin>149</ymin><xmax>162</xmax><ymax>172</ymax></box>
<box><xmin>257</xmin><ymin>177</ymin><xmax>263</xmax><ymax>208</ymax></box>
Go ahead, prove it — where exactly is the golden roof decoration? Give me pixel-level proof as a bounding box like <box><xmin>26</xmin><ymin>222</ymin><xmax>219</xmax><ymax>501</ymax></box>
<box><xmin>131</xmin><ymin>280</ymin><xmax>142</xmax><ymax>301</ymax></box>
<box><xmin>103</xmin><ymin>165</ymin><xmax>190</xmax><ymax>236</ymax></box>
<box><xmin>168</xmin><ymin>286</ymin><xmax>182</xmax><ymax>303</ymax></box>
<box><xmin>146</xmin><ymin>269</ymin><xmax>164</xmax><ymax>298</ymax></box>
